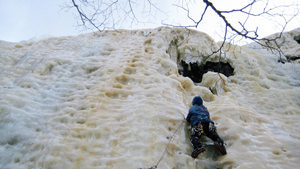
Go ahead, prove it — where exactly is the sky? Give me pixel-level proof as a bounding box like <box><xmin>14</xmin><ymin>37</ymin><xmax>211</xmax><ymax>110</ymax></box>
<box><xmin>0</xmin><ymin>0</ymin><xmax>299</xmax><ymax>43</ymax></box>
<box><xmin>0</xmin><ymin>0</ymin><xmax>79</xmax><ymax>42</ymax></box>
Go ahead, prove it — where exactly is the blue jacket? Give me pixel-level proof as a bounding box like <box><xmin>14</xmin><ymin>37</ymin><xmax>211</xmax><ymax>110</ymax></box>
<box><xmin>186</xmin><ymin>96</ymin><xmax>213</xmax><ymax>126</ymax></box>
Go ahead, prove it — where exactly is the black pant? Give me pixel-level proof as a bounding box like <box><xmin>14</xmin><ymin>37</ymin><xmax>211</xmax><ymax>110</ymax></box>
<box><xmin>190</xmin><ymin>122</ymin><xmax>223</xmax><ymax>149</ymax></box>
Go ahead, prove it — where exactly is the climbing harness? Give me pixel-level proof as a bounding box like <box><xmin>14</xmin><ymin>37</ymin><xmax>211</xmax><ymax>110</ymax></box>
<box><xmin>138</xmin><ymin>118</ymin><xmax>185</xmax><ymax>169</ymax></box>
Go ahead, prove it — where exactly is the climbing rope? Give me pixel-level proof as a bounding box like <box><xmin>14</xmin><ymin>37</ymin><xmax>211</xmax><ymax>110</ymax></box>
<box><xmin>138</xmin><ymin>118</ymin><xmax>185</xmax><ymax>169</ymax></box>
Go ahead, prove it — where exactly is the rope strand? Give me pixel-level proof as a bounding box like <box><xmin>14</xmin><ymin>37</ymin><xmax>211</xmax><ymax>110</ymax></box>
<box><xmin>139</xmin><ymin>118</ymin><xmax>185</xmax><ymax>169</ymax></box>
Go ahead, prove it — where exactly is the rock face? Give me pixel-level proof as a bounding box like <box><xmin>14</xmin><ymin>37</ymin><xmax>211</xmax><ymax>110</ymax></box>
<box><xmin>0</xmin><ymin>27</ymin><xmax>299</xmax><ymax>169</ymax></box>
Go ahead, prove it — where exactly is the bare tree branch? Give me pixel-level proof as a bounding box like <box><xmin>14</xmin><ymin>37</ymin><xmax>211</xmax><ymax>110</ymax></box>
<box><xmin>173</xmin><ymin>0</ymin><xmax>299</xmax><ymax>62</ymax></box>
<box><xmin>69</xmin><ymin>0</ymin><xmax>299</xmax><ymax>62</ymax></box>
<box><xmin>71</xmin><ymin>0</ymin><xmax>102</xmax><ymax>31</ymax></box>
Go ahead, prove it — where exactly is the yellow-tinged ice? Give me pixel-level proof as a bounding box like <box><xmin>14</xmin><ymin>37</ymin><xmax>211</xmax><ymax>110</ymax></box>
<box><xmin>0</xmin><ymin>27</ymin><xmax>299</xmax><ymax>169</ymax></box>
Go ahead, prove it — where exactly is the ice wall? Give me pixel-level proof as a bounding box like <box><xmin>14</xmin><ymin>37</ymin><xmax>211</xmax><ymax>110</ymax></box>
<box><xmin>0</xmin><ymin>27</ymin><xmax>299</xmax><ymax>169</ymax></box>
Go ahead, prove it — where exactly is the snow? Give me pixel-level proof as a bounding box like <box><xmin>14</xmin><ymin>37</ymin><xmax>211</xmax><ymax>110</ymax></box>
<box><xmin>0</xmin><ymin>27</ymin><xmax>299</xmax><ymax>169</ymax></box>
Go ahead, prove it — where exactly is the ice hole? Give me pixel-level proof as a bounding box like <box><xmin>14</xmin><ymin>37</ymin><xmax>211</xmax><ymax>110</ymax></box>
<box><xmin>178</xmin><ymin>60</ymin><xmax>234</xmax><ymax>83</ymax></box>
<box><xmin>294</xmin><ymin>35</ymin><xmax>300</xmax><ymax>44</ymax></box>
<box><xmin>8</xmin><ymin>136</ymin><xmax>19</xmax><ymax>145</ymax></box>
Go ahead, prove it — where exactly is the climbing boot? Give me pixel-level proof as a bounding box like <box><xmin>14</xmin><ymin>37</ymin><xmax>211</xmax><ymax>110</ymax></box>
<box><xmin>214</xmin><ymin>141</ymin><xmax>227</xmax><ymax>155</ymax></box>
<box><xmin>191</xmin><ymin>146</ymin><xmax>206</xmax><ymax>158</ymax></box>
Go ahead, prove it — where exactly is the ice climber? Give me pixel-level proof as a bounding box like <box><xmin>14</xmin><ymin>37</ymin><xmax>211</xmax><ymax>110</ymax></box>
<box><xmin>186</xmin><ymin>96</ymin><xmax>226</xmax><ymax>158</ymax></box>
